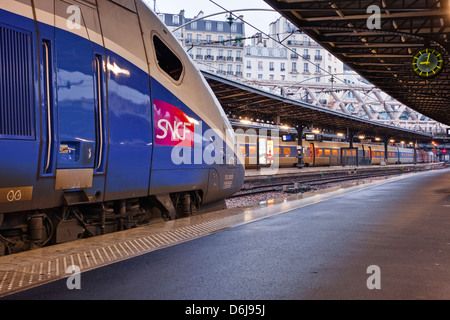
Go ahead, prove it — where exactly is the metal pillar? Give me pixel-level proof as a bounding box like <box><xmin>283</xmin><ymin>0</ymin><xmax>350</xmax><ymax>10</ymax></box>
<box><xmin>348</xmin><ymin>130</ymin><xmax>354</xmax><ymax>149</ymax></box>
<box><xmin>256</xmin><ymin>128</ymin><xmax>260</xmax><ymax>171</ymax></box>
<box><xmin>413</xmin><ymin>140</ymin><xmax>417</xmax><ymax>164</ymax></box>
<box><xmin>384</xmin><ymin>138</ymin><xmax>389</xmax><ymax>165</ymax></box>
<box><xmin>296</xmin><ymin>124</ymin><xmax>304</xmax><ymax>168</ymax></box>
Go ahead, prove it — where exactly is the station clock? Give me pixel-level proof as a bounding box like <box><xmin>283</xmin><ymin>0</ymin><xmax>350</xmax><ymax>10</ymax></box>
<box><xmin>411</xmin><ymin>48</ymin><xmax>444</xmax><ymax>78</ymax></box>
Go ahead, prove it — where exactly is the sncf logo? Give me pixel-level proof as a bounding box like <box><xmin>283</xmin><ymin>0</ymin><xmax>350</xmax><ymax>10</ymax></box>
<box><xmin>153</xmin><ymin>99</ymin><xmax>196</xmax><ymax>147</ymax></box>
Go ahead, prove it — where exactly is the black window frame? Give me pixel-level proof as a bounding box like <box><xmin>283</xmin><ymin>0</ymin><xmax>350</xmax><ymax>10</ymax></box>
<box><xmin>153</xmin><ymin>35</ymin><xmax>183</xmax><ymax>82</ymax></box>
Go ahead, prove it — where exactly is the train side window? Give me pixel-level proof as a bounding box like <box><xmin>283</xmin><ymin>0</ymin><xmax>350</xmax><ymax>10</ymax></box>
<box><xmin>249</xmin><ymin>146</ymin><xmax>256</xmax><ymax>154</ymax></box>
<box><xmin>283</xmin><ymin>147</ymin><xmax>291</xmax><ymax>155</ymax></box>
<box><xmin>240</xmin><ymin>146</ymin><xmax>246</xmax><ymax>156</ymax></box>
<box><xmin>274</xmin><ymin>147</ymin><xmax>281</xmax><ymax>155</ymax></box>
<box><xmin>324</xmin><ymin>149</ymin><xmax>331</xmax><ymax>156</ymax></box>
<box><xmin>332</xmin><ymin>149</ymin><xmax>338</xmax><ymax>156</ymax></box>
<box><xmin>153</xmin><ymin>35</ymin><xmax>183</xmax><ymax>81</ymax></box>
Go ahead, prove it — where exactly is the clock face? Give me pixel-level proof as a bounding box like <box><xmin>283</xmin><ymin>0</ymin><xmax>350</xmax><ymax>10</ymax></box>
<box><xmin>412</xmin><ymin>48</ymin><xmax>444</xmax><ymax>78</ymax></box>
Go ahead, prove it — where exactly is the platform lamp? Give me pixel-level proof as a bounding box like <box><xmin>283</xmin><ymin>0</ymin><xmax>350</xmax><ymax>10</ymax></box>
<box><xmin>226</xmin><ymin>13</ymin><xmax>234</xmax><ymax>46</ymax></box>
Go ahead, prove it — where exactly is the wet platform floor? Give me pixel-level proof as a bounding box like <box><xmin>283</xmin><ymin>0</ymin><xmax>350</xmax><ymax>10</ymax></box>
<box><xmin>1</xmin><ymin>168</ymin><xmax>449</xmax><ymax>299</ymax></box>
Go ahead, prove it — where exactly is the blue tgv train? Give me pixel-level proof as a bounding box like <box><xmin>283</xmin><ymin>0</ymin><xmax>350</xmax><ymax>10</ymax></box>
<box><xmin>0</xmin><ymin>0</ymin><xmax>244</xmax><ymax>255</ymax></box>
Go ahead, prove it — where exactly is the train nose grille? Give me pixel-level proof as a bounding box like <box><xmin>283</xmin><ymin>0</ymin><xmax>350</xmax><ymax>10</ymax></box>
<box><xmin>0</xmin><ymin>26</ymin><xmax>34</xmax><ymax>138</ymax></box>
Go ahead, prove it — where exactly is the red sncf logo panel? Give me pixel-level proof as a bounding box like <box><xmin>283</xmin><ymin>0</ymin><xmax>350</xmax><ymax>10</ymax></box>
<box><xmin>153</xmin><ymin>99</ymin><xmax>195</xmax><ymax>147</ymax></box>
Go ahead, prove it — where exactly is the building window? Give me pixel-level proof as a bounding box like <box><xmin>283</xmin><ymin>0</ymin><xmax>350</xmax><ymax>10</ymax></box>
<box><xmin>236</xmin><ymin>50</ymin><xmax>242</xmax><ymax>61</ymax></box>
<box><xmin>303</xmin><ymin>63</ymin><xmax>309</xmax><ymax>72</ymax></box>
<box><xmin>172</xmin><ymin>15</ymin><xmax>179</xmax><ymax>25</ymax></box>
<box><xmin>269</xmin><ymin>62</ymin><xmax>274</xmax><ymax>71</ymax></box>
<box><xmin>206</xmin><ymin>35</ymin><xmax>211</xmax><ymax>43</ymax></box>
<box><xmin>258</xmin><ymin>61</ymin><xmax>263</xmax><ymax>70</ymax></box>
<box><xmin>315</xmin><ymin>63</ymin><xmax>320</xmax><ymax>72</ymax></box>
<box><xmin>217</xmin><ymin>22</ymin><xmax>223</xmax><ymax>31</ymax></box>
<box><xmin>206</xmin><ymin>21</ymin><xmax>211</xmax><ymax>30</ymax></box>
<box><xmin>292</xmin><ymin>62</ymin><xmax>297</xmax><ymax>72</ymax></box>
<box><xmin>246</xmin><ymin>61</ymin><xmax>251</xmax><ymax>69</ymax></box>
<box><xmin>303</xmin><ymin>49</ymin><xmax>309</xmax><ymax>59</ymax></box>
<box><xmin>280</xmin><ymin>62</ymin><xmax>285</xmax><ymax>71</ymax></box>
<box><xmin>231</xmin><ymin>24</ymin><xmax>237</xmax><ymax>32</ymax></box>
<box><xmin>196</xmin><ymin>34</ymin><xmax>202</xmax><ymax>43</ymax></box>
<box><xmin>236</xmin><ymin>65</ymin><xmax>242</xmax><ymax>76</ymax></box>
<box><xmin>227</xmin><ymin>64</ymin><xmax>233</xmax><ymax>75</ymax></box>
<box><xmin>206</xmin><ymin>49</ymin><xmax>212</xmax><ymax>59</ymax></box>
<box><xmin>258</xmin><ymin>74</ymin><xmax>263</xmax><ymax>79</ymax></box>
<box><xmin>191</xmin><ymin>21</ymin><xmax>197</xmax><ymax>29</ymax></box>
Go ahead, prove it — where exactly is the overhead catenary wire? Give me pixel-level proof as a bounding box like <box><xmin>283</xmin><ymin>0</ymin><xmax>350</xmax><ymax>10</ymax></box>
<box><xmin>208</xmin><ymin>0</ymin><xmax>349</xmax><ymax>86</ymax></box>
<box><xmin>171</xmin><ymin>1</ymin><xmax>430</xmax><ymax>121</ymax></box>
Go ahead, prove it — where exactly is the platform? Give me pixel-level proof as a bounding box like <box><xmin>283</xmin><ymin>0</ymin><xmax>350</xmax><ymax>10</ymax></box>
<box><xmin>244</xmin><ymin>162</ymin><xmax>444</xmax><ymax>178</ymax></box>
<box><xmin>2</xmin><ymin>167</ymin><xmax>450</xmax><ymax>299</ymax></box>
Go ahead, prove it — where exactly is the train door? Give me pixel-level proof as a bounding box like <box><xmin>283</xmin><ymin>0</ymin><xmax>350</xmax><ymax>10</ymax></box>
<box><xmin>52</xmin><ymin>1</ymin><xmax>106</xmax><ymax>200</ymax></box>
<box><xmin>98</xmin><ymin>0</ymin><xmax>152</xmax><ymax>200</ymax></box>
<box><xmin>0</xmin><ymin>1</ymin><xmax>40</xmax><ymax>214</ymax></box>
<box><xmin>310</xmin><ymin>143</ymin><xmax>315</xmax><ymax>166</ymax></box>
<box><xmin>368</xmin><ymin>147</ymin><xmax>373</xmax><ymax>164</ymax></box>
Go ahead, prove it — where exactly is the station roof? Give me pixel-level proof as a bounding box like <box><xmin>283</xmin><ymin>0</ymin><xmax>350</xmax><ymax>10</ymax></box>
<box><xmin>203</xmin><ymin>71</ymin><xmax>432</xmax><ymax>141</ymax></box>
<box><xmin>264</xmin><ymin>0</ymin><xmax>450</xmax><ymax>126</ymax></box>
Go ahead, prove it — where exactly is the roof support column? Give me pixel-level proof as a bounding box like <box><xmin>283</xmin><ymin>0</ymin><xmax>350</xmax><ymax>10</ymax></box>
<box><xmin>295</xmin><ymin>124</ymin><xmax>305</xmax><ymax>168</ymax></box>
<box><xmin>384</xmin><ymin>138</ymin><xmax>389</xmax><ymax>165</ymax></box>
<box><xmin>414</xmin><ymin>140</ymin><xmax>418</xmax><ymax>164</ymax></box>
<box><xmin>347</xmin><ymin>129</ymin><xmax>355</xmax><ymax>149</ymax></box>
<box><xmin>256</xmin><ymin>128</ymin><xmax>260</xmax><ymax>171</ymax></box>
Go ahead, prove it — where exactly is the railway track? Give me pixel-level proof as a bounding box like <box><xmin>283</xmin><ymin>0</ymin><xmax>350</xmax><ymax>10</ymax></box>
<box><xmin>229</xmin><ymin>165</ymin><xmax>443</xmax><ymax>199</ymax></box>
